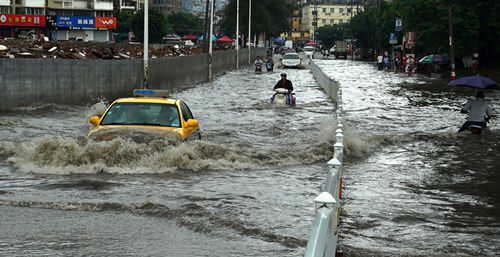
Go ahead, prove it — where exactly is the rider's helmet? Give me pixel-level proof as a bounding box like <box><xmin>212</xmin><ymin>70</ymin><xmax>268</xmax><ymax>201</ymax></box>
<box><xmin>280</xmin><ymin>73</ymin><xmax>287</xmax><ymax>78</ymax></box>
<box><xmin>476</xmin><ymin>91</ymin><xmax>485</xmax><ymax>99</ymax></box>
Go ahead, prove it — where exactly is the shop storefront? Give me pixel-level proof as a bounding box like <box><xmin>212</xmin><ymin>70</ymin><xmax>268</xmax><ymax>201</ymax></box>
<box><xmin>54</xmin><ymin>16</ymin><xmax>116</xmax><ymax>42</ymax></box>
<box><xmin>0</xmin><ymin>14</ymin><xmax>46</xmax><ymax>38</ymax></box>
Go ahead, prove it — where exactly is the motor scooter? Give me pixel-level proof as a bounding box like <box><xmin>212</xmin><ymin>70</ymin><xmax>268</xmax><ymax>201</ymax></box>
<box><xmin>271</xmin><ymin>88</ymin><xmax>296</xmax><ymax>106</ymax></box>
<box><xmin>255</xmin><ymin>63</ymin><xmax>263</xmax><ymax>74</ymax></box>
<box><xmin>266</xmin><ymin>62</ymin><xmax>274</xmax><ymax>72</ymax></box>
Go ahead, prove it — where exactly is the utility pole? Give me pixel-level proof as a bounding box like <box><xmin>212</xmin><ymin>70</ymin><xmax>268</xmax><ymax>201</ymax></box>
<box><xmin>248</xmin><ymin>0</ymin><xmax>251</xmax><ymax>64</ymax></box>
<box><xmin>236</xmin><ymin>0</ymin><xmax>239</xmax><ymax>69</ymax></box>
<box><xmin>203</xmin><ymin>0</ymin><xmax>210</xmax><ymax>53</ymax></box>
<box><xmin>447</xmin><ymin>0</ymin><xmax>456</xmax><ymax>80</ymax></box>
<box><xmin>208</xmin><ymin>0</ymin><xmax>215</xmax><ymax>80</ymax></box>
<box><xmin>312</xmin><ymin>0</ymin><xmax>318</xmax><ymax>42</ymax></box>
<box><xmin>143</xmin><ymin>0</ymin><xmax>149</xmax><ymax>88</ymax></box>
<box><xmin>351</xmin><ymin>0</ymin><xmax>354</xmax><ymax>60</ymax></box>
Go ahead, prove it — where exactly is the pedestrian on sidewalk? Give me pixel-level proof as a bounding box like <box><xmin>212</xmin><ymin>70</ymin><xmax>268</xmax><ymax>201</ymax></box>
<box><xmin>377</xmin><ymin>54</ymin><xmax>383</xmax><ymax>71</ymax></box>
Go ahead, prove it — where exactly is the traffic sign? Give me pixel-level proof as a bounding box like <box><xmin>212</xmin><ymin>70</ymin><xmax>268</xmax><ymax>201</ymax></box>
<box><xmin>389</xmin><ymin>33</ymin><xmax>397</xmax><ymax>44</ymax></box>
<box><xmin>395</xmin><ymin>18</ymin><xmax>402</xmax><ymax>32</ymax></box>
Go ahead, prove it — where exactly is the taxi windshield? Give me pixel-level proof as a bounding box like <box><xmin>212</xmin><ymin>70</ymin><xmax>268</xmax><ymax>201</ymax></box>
<box><xmin>100</xmin><ymin>103</ymin><xmax>181</xmax><ymax>127</ymax></box>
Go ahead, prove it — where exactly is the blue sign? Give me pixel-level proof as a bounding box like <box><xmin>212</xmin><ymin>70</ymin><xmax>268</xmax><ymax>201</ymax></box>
<box><xmin>56</xmin><ymin>16</ymin><xmax>95</xmax><ymax>28</ymax></box>
<box><xmin>389</xmin><ymin>33</ymin><xmax>397</xmax><ymax>44</ymax></box>
<box><xmin>395</xmin><ymin>18</ymin><xmax>402</xmax><ymax>32</ymax></box>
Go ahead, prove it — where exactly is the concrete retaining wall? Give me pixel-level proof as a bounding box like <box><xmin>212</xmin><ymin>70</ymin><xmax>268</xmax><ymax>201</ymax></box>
<box><xmin>0</xmin><ymin>47</ymin><xmax>266</xmax><ymax>112</ymax></box>
<box><xmin>310</xmin><ymin>60</ymin><xmax>339</xmax><ymax>102</ymax></box>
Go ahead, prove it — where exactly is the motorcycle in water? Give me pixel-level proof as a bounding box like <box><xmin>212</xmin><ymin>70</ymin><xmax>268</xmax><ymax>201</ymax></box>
<box><xmin>255</xmin><ymin>63</ymin><xmax>263</xmax><ymax>74</ymax></box>
<box><xmin>271</xmin><ymin>88</ymin><xmax>296</xmax><ymax>106</ymax></box>
<box><xmin>460</xmin><ymin>116</ymin><xmax>492</xmax><ymax>135</ymax></box>
<box><xmin>266</xmin><ymin>62</ymin><xmax>274</xmax><ymax>72</ymax></box>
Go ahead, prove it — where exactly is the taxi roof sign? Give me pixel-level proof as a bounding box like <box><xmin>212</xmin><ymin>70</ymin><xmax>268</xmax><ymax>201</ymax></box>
<box><xmin>133</xmin><ymin>89</ymin><xmax>169</xmax><ymax>98</ymax></box>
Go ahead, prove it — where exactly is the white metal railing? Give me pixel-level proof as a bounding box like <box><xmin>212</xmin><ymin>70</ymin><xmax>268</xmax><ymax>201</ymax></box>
<box><xmin>304</xmin><ymin>59</ymin><xmax>343</xmax><ymax>257</ymax></box>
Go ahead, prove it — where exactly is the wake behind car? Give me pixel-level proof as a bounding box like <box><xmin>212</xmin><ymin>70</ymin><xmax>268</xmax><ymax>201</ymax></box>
<box><xmin>281</xmin><ymin>53</ymin><xmax>301</xmax><ymax>68</ymax></box>
<box><xmin>88</xmin><ymin>89</ymin><xmax>201</xmax><ymax>141</ymax></box>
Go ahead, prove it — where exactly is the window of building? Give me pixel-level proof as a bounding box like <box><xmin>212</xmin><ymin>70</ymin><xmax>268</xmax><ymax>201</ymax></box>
<box><xmin>322</xmin><ymin>19</ymin><xmax>326</xmax><ymax>24</ymax></box>
<box><xmin>322</xmin><ymin>8</ymin><xmax>326</xmax><ymax>12</ymax></box>
<box><xmin>339</xmin><ymin>8</ymin><xmax>344</xmax><ymax>13</ymax></box>
<box><xmin>330</xmin><ymin>8</ymin><xmax>335</xmax><ymax>13</ymax></box>
<box><xmin>0</xmin><ymin>6</ymin><xmax>12</xmax><ymax>14</ymax></box>
<box><xmin>339</xmin><ymin>19</ymin><xmax>343</xmax><ymax>23</ymax></box>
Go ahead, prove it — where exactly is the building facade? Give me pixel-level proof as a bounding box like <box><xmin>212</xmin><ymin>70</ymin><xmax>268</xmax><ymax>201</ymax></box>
<box><xmin>46</xmin><ymin>0</ymin><xmax>116</xmax><ymax>42</ymax></box>
<box><xmin>0</xmin><ymin>0</ymin><xmax>46</xmax><ymax>38</ymax></box>
<box><xmin>301</xmin><ymin>0</ymin><xmax>362</xmax><ymax>38</ymax></box>
<box><xmin>114</xmin><ymin>0</ymin><xmax>143</xmax><ymax>12</ymax></box>
<box><xmin>0</xmin><ymin>1</ymin><xmax>117</xmax><ymax>41</ymax></box>
<box><xmin>150</xmin><ymin>0</ymin><xmax>181</xmax><ymax>14</ymax></box>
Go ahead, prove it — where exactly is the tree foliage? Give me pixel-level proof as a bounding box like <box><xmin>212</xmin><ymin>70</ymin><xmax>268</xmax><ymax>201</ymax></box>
<box><xmin>220</xmin><ymin>0</ymin><xmax>292</xmax><ymax>38</ymax></box>
<box><xmin>317</xmin><ymin>24</ymin><xmax>349</xmax><ymax>49</ymax></box>
<box><xmin>350</xmin><ymin>0</ymin><xmax>500</xmax><ymax>65</ymax></box>
<box><xmin>130</xmin><ymin>8</ymin><xmax>171</xmax><ymax>43</ymax></box>
<box><xmin>166</xmin><ymin>12</ymin><xmax>203</xmax><ymax>36</ymax></box>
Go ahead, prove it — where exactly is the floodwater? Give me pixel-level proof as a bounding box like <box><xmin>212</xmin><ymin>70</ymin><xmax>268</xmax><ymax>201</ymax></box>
<box><xmin>0</xmin><ymin>62</ymin><xmax>336</xmax><ymax>257</ymax></box>
<box><xmin>314</xmin><ymin>59</ymin><xmax>500</xmax><ymax>257</ymax></box>
<box><xmin>1</xmin><ymin>57</ymin><xmax>499</xmax><ymax>257</ymax></box>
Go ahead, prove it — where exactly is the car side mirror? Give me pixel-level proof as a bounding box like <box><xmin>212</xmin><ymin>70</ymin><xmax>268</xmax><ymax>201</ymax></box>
<box><xmin>186</xmin><ymin>119</ymin><xmax>199</xmax><ymax>128</ymax></box>
<box><xmin>89</xmin><ymin>116</ymin><xmax>100</xmax><ymax>125</ymax></box>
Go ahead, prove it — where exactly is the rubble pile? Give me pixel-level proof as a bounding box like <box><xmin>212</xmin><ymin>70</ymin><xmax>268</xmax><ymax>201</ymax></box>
<box><xmin>0</xmin><ymin>39</ymin><xmax>202</xmax><ymax>60</ymax></box>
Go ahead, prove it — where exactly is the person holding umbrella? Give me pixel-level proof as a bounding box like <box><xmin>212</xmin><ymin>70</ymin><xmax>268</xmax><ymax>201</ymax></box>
<box><xmin>457</xmin><ymin>91</ymin><xmax>493</xmax><ymax>132</ymax></box>
<box><xmin>449</xmin><ymin>75</ymin><xmax>498</xmax><ymax>133</ymax></box>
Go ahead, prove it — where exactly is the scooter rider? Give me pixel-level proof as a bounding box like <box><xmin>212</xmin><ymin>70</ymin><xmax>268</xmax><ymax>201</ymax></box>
<box><xmin>266</xmin><ymin>56</ymin><xmax>274</xmax><ymax>71</ymax></box>
<box><xmin>273</xmin><ymin>73</ymin><xmax>293</xmax><ymax>91</ymax></box>
<box><xmin>458</xmin><ymin>91</ymin><xmax>493</xmax><ymax>132</ymax></box>
<box><xmin>254</xmin><ymin>56</ymin><xmax>264</xmax><ymax>65</ymax></box>
<box><xmin>254</xmin><ymin>56</ymin><xmax>264</xmax><ymax>72</ymax></box>
<box><xmin>271</xmin><ymin>73</ymin><xmax>294</xmax><ymax>102</ymax></box>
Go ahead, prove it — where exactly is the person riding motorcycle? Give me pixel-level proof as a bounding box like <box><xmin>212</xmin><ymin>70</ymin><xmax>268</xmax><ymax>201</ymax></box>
<box><xmin>266</xmin><ymin>56</ymin><xmax>274</xmax><ymax>71</ymax></box>
<box><xmin>273</xmin><ymin>73</ymin><xmax>293</xmax><ymax>91</ymax></box>
<box><xmin>270</xmin><ymin>73</ymin><xmax>294</xmax><ymax>103</ymax></box>
<box><xmin>458</xmin><ymin>91</ymin><xmax>493</xmax><ymax>132</ymax></box>
<box><xmin>254</xmin><ymin>56</ymin><xmax>264</xmax><ymax>72</ymax></box>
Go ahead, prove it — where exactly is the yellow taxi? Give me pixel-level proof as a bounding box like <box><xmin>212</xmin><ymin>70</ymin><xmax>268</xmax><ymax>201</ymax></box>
<box><xmin>88</xmin><ymin>89</ymin><xmax>201</xmax><ymax>141</ymax></box>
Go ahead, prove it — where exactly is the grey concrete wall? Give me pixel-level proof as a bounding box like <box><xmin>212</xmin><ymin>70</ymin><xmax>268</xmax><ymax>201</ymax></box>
<box><xmin>0</xmin><ymin>59</ymin><xmax>143</xmax><ymax>111</ymax></box>
<box><xmin>0</xmin><ymin>47</ymin><xmax>267</xmax><ymax>112</ymax></box>
<box><xmin>310</xmin><ymin>60</ymin><xmax>339</xmax><ymax>102</ymax></box>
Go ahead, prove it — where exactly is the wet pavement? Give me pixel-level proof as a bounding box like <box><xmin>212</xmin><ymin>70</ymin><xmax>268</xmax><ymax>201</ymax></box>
<box><xmin>1</xmin><ymin>58</ymin><xmax>499</xmax><ymax>257</ymax></box>
<box><xmin>315</xmin><ymin>59</ymin><xmax>500</xmax><ymax>257</ymax></box>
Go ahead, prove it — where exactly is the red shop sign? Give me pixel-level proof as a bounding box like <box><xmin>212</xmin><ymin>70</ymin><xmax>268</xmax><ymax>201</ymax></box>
<box><xmin>95</xmin><ymin>17</ymin><xmax>117</xmax><ymax>29</ymax></box>
<box><xmin>0</xmin><ymin>14</ymin><xmax>46</xmax><ymax>27</ymax></box>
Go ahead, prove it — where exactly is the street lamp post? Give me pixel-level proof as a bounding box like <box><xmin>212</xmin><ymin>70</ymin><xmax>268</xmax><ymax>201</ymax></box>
<box><xmin>208</xmin><ymin>0</ymin><xmax>215</xmax><ymax>80</ymax></box>
<box><xmin>248</xmin><ymin>0</ymin><xmax>251</xmax><ymax>64</ymax></box>
<box><xmin>447</xmin><ymin>0</ymin><xmax>456</xmax><ymax>80</ymax></box>
<box><xmin>143</xmin><ymin>0</ymin><xmax>148</xmax><ymax>88</ymax></box>
<box><xmin>236</xmin><ymin>0</ymin><xmax>239</xmax><ymax>69</ymax></box>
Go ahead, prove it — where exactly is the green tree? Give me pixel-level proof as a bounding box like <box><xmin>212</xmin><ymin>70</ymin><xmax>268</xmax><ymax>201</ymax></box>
<box><xmin>166</xmin><ymin>12</ymin><xmax>203</xmax><ymax>36</ymax></box>
<box><xmin>116</xmin><ymin>11</ymin><xmax>134</xmax><ymax>33</ymax></box>
<box><xmin>220</xmin><ymin>0</ymin><xmax>291</xmax><ymax>38</ymax></box>
<box><xmin>317</xmin><ymin>24</ymin><xmax>349</xmax><ymax>49</ymax></box>
<box><xmin>130</xmin><ymin>8</ymin><xmax>171</xmax><ymax>43</ymax></box>
<box><xmin>349</xmin><ymin>0</ymin><xmax>500</xmax><ymax>65</ymax></box>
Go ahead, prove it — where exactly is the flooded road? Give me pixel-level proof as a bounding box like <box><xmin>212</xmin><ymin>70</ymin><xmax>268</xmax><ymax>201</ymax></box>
<box><xmin>314</xmin><ymin>59</ymin><xmax>500</xmax><ymax>257</ymax></box>
<box><xmin>1</xmin><ymin>58</ymin><xmax>499</xmax><ymax>257</ymax></box>
<box><xmin>0</xmin><ymin>64</ymin><xmax>336</xmax><ymax>256</ymax></box>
